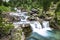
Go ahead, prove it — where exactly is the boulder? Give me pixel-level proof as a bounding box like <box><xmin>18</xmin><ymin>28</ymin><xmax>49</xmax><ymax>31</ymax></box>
<box><xmin>31</xmin><ymin>8</ymin><xmax>38</xmax><ymax>14</ymax></box>
<box><xmin>27</xmin><ymin>17</ymin><xmax>37</xmax><ymax>21</ymax></box>
<box><xmin>21</xmin><ymin>24</ymin><xmax>32</xmax><ymax>37</ymax></box>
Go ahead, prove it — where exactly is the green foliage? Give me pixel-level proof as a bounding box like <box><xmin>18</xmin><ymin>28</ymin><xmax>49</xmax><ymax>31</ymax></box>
<box><xmin>55</xmin><ymin>3</ymin><xmax>60</xmax><ymax>12</ymax></box>
<box><xmin>12</xmin><ymin>28</ymin><xmax>22</xmax><ymax>40</ymax></box>
<box><xmin>9</xmin><ymin>0</ymin><xmax>43</xmax><ymax>9</ymax></box>
<box><xmin>0</xmin><ymin>21</ymin><xmax>14</xmax><ymax>37</ymax></box>
<box><xmin>0</xmin><ymin>10</ymin><xmax>14</xmax><ymax>37</ymax></box>
<box><xmin>8</xmin><ymin>0</ymin><xmax>56</xmax><ymax>11</ymax></box>
<box><xmin>0</xmin><ymin>23</ymin><xmax>14</xmax><ymax>35</ymax></box>
<box><xmin>3</xmin><ymin>2</ymin><xmax>10</xmax><ymax>7</ymax></box>
<box><xmin>0</xmin><ymin>6</ymin><xmax>11</xmax><ymax>12</ymax></box>
<box><xmin>0</xmin><ymin>0</ymin><xmax>60</xmax><ymax>12</ymax></box>
<box><xmin>42</xmin><ymin>0</ymin><xmax>52</xmax><ymax>11</ymax></box>
<box><xmin>57</xmin><ymin>12</ymin><xmax>60</xmax><ymax>19</ymax></box>
<box><xmin>0</xmin><ymin>0</ymin><xmax>3</xmax><ymax>6</ymax></box>
<box><xmin>53</xmin><ymin>0</ymin><xmax>60</xmax><ymax>4</ymax></box>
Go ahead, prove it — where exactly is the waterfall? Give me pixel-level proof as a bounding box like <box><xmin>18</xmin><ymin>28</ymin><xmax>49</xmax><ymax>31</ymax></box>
<box><xmin>19</xmin><ymin>12</ymin><xmax>29</xmax><ymax>21</ymax></box>
<box><xmin>42</xmin><ymin>21</ymin><xmax>52</xmax><ymax>30</ymax></box>
<box><xmin>30</xmin><ymin>20</ymin><xmax>52</xmax><ymax>37</ymax></box>
<box><xmin>30</xmin><ymin>21</ymin><xmax>42</xmax><ymax>32</ymax></box>
<box><xmin>30</xmin><ymin>21</ymin><xmax>50</xmax><ymax>37</ymax></box>
<box><xmin>10</xmin><ymin>9</ymin><xmax>52</xmax><ymax>37</ymax></box>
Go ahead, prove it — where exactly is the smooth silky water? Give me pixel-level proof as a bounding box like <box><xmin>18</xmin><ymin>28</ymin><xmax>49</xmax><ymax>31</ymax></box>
<box><xmin>10</xmin><ymin>9</ymin><xmax>60</xmax><ymax>40</ymax></box>
<box><xmin>27</xmin><ymin>21</ymin><xmax>60</xmax><ymax>40</ymax></box>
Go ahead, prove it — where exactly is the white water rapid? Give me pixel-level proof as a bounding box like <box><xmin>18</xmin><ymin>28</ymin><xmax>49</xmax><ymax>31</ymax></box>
<box><xmin>9</xmin><ymin>9</ymin><xmax>52</xmax><ymax>37</ymax></box>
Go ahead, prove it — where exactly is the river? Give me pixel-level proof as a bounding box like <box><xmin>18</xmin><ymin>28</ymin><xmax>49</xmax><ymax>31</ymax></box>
<box><xmin>9</xmin><ymin>9</ymin><xmax>60</xmax><ymax>40</ymax></box>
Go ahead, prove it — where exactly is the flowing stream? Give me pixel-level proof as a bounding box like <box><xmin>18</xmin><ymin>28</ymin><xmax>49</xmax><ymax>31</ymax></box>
<box><xmin>10</xmin><ymin>9</ymin><xmax>60</xmax><ymax>40</ymax></box>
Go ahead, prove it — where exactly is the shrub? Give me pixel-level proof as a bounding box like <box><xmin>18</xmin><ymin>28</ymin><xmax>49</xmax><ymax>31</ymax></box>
<box><xmin>0</xmin><ymin>10</ymin><xmax>14</xmax><ymax>38</ymax></box>
<box><xmin>0</xmin><ymin>6</ymin><xmax>11</xmax><ymax>12</ymax></box>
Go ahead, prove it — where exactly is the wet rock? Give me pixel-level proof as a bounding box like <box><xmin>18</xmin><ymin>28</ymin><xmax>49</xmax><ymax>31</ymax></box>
<box><xmin>29</xmin><ymin>8</ymin><xmax>38</xmax><ymax>16</ymax></box>
<box><xmin>13</xmin><ymin>16</ymin><xmax>21</xmax><ymax>22</ymax></box>
<box><xmin>3</xmin><ymin>13</ymin><xmax>21</xmax><ymax>22</ymax></box>
<box><xmin>44</xmin><ymin>17</ymin><xmax>52</xmax><ymax>21</ymax></box>
<box><xmin>3</xmin><ymin>14</ymin><xmax>14</xmax><ymax>22</ymax></box>
<box><xmin>31</xmin><ymin>8</ymin><xmax>38</xmax><ymax>14</ymax></box>
<box><xmin>21</xmin><ymin>8</ymin><xmax>27</xmax><ymax>12</ymax></box>
<box><xmin>21</xmin><ymin>24</ymin><xmax>32</xmax><ymax>38</ymax></box>
<box><xmin>50</xmin><ymin>21</ymin><xmax>60</xmax><ymax>29</ymax></box>
<box><xmin>27</xmin><ymin>16</ymin><xmax>37</xmax><ymax>21</ymax></box>
<box><xmin>0</xmin><ymin>35</ymin><xmax>11</xmax><ymax>40</ymax></box>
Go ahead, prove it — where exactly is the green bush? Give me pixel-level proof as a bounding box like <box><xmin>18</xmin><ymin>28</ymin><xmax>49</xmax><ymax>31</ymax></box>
<box><xmin>0</xmin><ymin>10</ymin><xmax>14</xmax><ymax>37</ymax></box>
<box><xmin>0</xmin><ymin>22</ymin><xmax>14</xmax><ymax>37</ymax></box>
<box><xmin>0</xmin><ymin>6</ymin><xmax>11</xmax><ymax>12</ymax></box>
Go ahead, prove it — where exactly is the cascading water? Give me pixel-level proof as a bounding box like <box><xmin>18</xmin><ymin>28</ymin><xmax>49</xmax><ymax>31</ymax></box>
<box><xmin>10</xmin><ymin>9</ymin><xmax>52</xmax><ymax>39</ymax></box>
<box><xmin>30</xmin><ymin>21</ymin><xmax>52</xmax><ymax>37</ymax></box>
<box><xmin>42</xmin><ymin>21</ymin><xmax>52</xmax><ymax>30</ymax></box>
<box><xmin>9</xmin><ymin>9</ymin><xmax>60</xmax><ymax>40</ymax></box>
<box><xmin>10</xmin><ymin>9</ymin><xmax>52</xmax><ymax>35</ymax></box>
<box><xmin>20</xmin><ymin>12</ymin><xmax>29</xmax><ymax>21</ymax></box>
<box><xmin>30</xmin><ymin>21</ymin><xmax>42</xmax><ymax>32</ymax></box>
